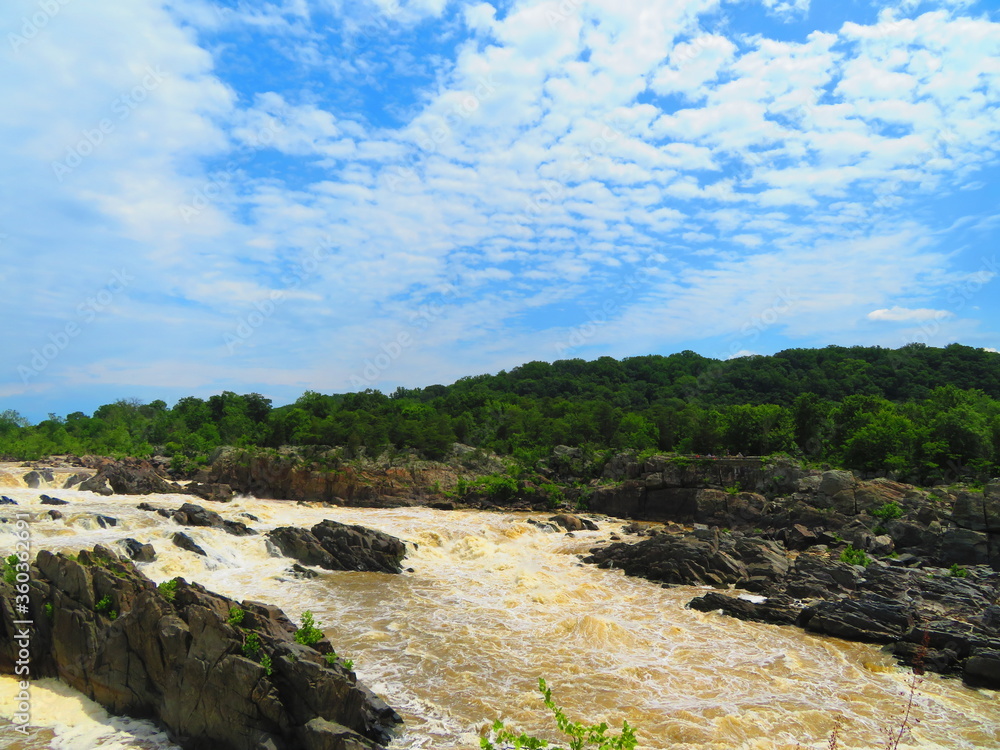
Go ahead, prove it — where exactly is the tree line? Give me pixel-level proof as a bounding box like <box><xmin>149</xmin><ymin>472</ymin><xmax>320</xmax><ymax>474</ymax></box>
<box><xmin>2</xmin><ymin>343</ymin><xmax>999</xmax><ymax>484</ymax></box>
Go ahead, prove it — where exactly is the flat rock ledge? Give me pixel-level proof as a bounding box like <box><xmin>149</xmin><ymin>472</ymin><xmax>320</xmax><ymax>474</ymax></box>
<box><xmin>267</xmin><ymin>520</ymin><xmax>407</xmax><ymax>575</ymax></box>
<box><xmin>0</xmin><ymin>545</ymin><xmax>403</xmax><ymax>750</ymax></box>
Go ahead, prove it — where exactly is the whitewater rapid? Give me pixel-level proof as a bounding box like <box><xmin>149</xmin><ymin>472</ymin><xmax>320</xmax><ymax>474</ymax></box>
<box><xmin>0</xmin><ymin>479</ymin><xmax>998</xmax><ymax>749</ymax></box>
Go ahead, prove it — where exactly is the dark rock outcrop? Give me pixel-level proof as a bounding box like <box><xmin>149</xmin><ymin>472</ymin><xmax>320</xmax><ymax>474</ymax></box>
<box><xmin>121</xmin><ymin>538</ymin><xmax>156</xmax><ymax>562</ymax></box>
<box><xmin>80</xmin><ymin>458</ymin><xmax>184</xmax><ymax>496</ymax></box>
<box><xmin>0</xmin><ymin>546</ymin><xmax>403</xmax><ymax>750</ymax></box>
<box><xmin>40</xmin><ymin>494</ymin><xmax>68</xmax><ymax>505</ymax></box>
<box><xmin>267</xmin><ymin>521</ymin><xmax>407</xmax><ymax>575</ymax></box>
<box><xmin>172</xmin><ymin>503</ymin><xmax>256</xmax><ymax>537</ymax></box>
<box><xmin>187</xmin><ymin>482</ymin><xmax>235</xmax><ymax>503</ymax></box>
<box><xmin>799</xmin><ymin>596</ymin><xmax>916</xmax><ymax>643</ymax></box>
<box><xmin>23</xmin><ymin>469</ymin><xmax>54</xmax><ymax>488</ymax></box>
<box><xmin>687</xmin><ymin>591</ymin><xmax>799</xmax><ymax>625</ymax></box>
<box><xmin>1</xmin><ymin>495</ymin><xmax>17</xmax><ymax>505</ymax></box>
<box><xmin>587</xmin><ymin>523</ymin><xmax>1000</xmax><ymax>688</ymax></box>
<box><xmin>172</xmin><ymin>532</ymin><xmax>207</xmax><ymax>556</ymax></box>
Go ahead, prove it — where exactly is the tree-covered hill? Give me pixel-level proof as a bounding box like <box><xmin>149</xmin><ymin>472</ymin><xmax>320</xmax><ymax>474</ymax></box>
<box><xmin>2</xmin><ymin>343</ymin><xmax>999</xmax><ymax>484</ymax></box>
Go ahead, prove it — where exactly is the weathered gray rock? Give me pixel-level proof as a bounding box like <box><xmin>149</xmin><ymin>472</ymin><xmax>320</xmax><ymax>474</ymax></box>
<box><xmin>79</xmin><ymin>474</ymin><xmax>114</xmax><ymax>495</ymax></box>
<box><xmin>799</xmin><ymin>596</ymin><xmax>916</xmax><ymax>643</ymax></box>
<box><xmin>267</xmin><ymin>521</ymin><xmax>407</xmax><ymax>575</ymax></box>
<box><xmin>687</xmin><ymin>591</ymin><xmax>800</xmax><ymax>625</ymax></box>
<box><xmin>172</xmin><ymin>503</ymin><xmax>256</xmax><ymax>537</ymax></box>
<box><xmin>0</xmin><ymin>547</ymin><xmax>403</xmax><ymax>750</ymax></box>
<box><xmin>23</xmin><ymin>469</ymin><xmax>54</xmax><ymax>488</ymax></box>
<box><xmin>120</xmin><ymin>538</ymin><xmax>156</xmax><ymax>562</ymax></box>
<box><xmin>952</xmin><ymin>488</ymin><xmax>1000</xmax><ymax>533</ymax></box>
<box><xmin>172</xmin><ymin>532</ymin><xmax>206</xmax><ymax>556</ymax></box>
<box><xmin>548</xmin><ymin>514</ymin><xmax>585</xmax><ymax>532</ymax></box>
<box><xmin>88</xmin><ymin>459</ymin><xmax>183</xmax><ymax>495</ymax></box>
<box><xmin>584</xmin><ymin>535</ymin><xmax>748</xmax><ymax>588</ymax></box>
<box><xmin>187</xmin><ymin>482</ymin><xmax>235</xmax><ymax>503</ymax></box>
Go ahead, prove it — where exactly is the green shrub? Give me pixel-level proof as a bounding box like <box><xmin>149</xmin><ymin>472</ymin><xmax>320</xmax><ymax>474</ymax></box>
<box><xmin>481</xmin><ymin>678</ymin><xmax>636</xmax><ymax>750</ymax></box>
<box><xmin>3</xmin><ymin>554</ymin><xmax>20</xmax><ymax>585</ymax></box>
<box><xmin>949</xmin><ymin>563</ymin><xmax>969</xmax><ymax>578</ymax></box>
<box><xmin>840</xmin><ymin>545</ymin><xmax>869</xmax><ymax>567</ymax></box>
<box><xmin>260</xmin><ymin>654</ymin><xmax>272</xmax><ymax>676</ymax></box>
<box><xmin>724</xmin><ymin>485</ymin><xmax>740</xmax><ymax>496</ymax></box>
<box><xmin>43</xmin><ymin>603</ymin><xmax>53</xmax><ymax>620</ymax></box>
<box><xmin>871</xmin><ymin>501</ymin><xmax>903</xmax><ymax>520</ymax></box>
<box><xmin>228</xmin><ymin>606</ymin><xmax>245</xmax><ymax>626</ymax></box>
<box><xmin>540</xmin><ymin>482</ymin><xmax>565</xmax><ymax>510</ymax></box>
<box><xmin>242</xmin><ymin>632</ymin><xmax>261</xmax><ymax>658</ymax></box>
<box><xmin>158</xmin><ymin>579</ymin><xmax>178</xmax><ymax>602</ymax></box>
<box><xmin>473</xmin><ymin>474</ymin><xmax>519</xmax><ymax>502</ymax></box>
<box><xmin>294</xmin><ymin>611</ymin><xmax>324</xmax><ymax>646</ymax></box>
<box><xmin>95</xmin><ymin>595</ymin><xmax>113</xmax><ymax>614</ymax></box>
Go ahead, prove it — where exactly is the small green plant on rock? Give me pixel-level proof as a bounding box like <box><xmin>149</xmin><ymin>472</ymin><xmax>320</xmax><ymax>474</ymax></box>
<box><xmin>295</xmin><ymin>611</ymin><xmax>324</xmax><ymax>646</ymax></box>
<box><xmin>158</xmin><ymin>578</ymin><xmax>178</xmax><ymax>602</ymax></box>
<box><xmin>260</xmin><ymin>654</ymin><xmax>273</xmax><ymax>676</ymax></box>
<box><xmin>480</xmin><ymin>678</ymin><xmax>637</xmax><ymax>750</ymax></box>
<box><xmin>3</xmin><ymin>554</ymin><xmax>19</xmax><ymax>584</ymax></box>
<box><xmin>840</xmin><ymin>545</ymin><xmax>869</xmax><ymax>567</ymax></box>
<box><xmin>242</xmin><ymin>632</ymin><xmax>261</xmax><ymax>658</ymax></box>
<box><xmin>949</xmin><ymin>563</ymin><xmax>969</xmax><ymax>578</ymax></box>
<box><xmin>871</xmin><ymin>501</ymin><xmax>903</xmax><ymax>520</ymax></box>
<box><xmin>43</xmin><ymin>603</ymin><xmax>53</xmax><ymax>620</ymax></box>
<box><xmin>227</xmin><ymin>606</ymin><xmax>245</xmax><ymax>626</ymax></box>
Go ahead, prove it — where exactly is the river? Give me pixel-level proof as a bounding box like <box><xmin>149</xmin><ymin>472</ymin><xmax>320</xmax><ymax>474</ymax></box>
<box><xmin>0</xmin><ymin>477</ymin><xmax>998</xmax><ymax>749</ymax></box>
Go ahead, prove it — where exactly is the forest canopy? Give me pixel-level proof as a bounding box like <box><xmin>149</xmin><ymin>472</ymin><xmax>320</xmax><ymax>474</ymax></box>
<box><xmin>2</xmin><ymin>343</ymin><xmax>999</xmax><ymax>484</ymax></box>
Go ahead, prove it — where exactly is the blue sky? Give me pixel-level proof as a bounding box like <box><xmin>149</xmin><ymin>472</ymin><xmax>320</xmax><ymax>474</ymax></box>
<box><xmin>1</xmin><ymin>0</ymin><xmax>999</xmax><ymax>422</ymax></box>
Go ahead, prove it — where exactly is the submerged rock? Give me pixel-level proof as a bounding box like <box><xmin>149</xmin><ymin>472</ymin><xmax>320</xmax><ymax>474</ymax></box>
<box><xmin>0</xmin><ymin>546</ymin><xmax>403</xmax><ymax>750</ymax></box>
<box><xmin>267</xmin><ymin>520</ymin><xmax>407</xmax><ymax>574</ymax></box>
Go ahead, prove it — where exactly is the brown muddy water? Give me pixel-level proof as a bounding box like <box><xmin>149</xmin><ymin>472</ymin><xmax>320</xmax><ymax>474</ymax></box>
<box><xmin>0</xmin><ymin>476</ymin><xmax>998</xmax><ymax>749</ymax></box>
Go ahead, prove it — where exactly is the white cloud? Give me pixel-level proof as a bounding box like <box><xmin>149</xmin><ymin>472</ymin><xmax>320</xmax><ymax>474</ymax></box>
<box><xmin>867</xmin><ymin>306</ymin><xmax>955</xmax><ymax>322</ymax></box>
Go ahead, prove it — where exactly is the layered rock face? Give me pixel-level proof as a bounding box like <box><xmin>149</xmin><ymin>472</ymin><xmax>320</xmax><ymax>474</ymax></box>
<box><xmin>0</xmin><ymin>546</ymin><xmax>403</xmax><ymax>750</ymax></box>
<box><xmin>267</xmin><ymin>521</ymin><xmax>407</xmax><ymax>575</ymax></box>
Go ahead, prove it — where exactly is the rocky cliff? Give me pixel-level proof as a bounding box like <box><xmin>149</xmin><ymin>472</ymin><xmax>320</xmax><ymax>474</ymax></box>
<box><xmin>0</xmin><ymin>545</ymin><xmax>403</xmax><ymax>750</ymax></box>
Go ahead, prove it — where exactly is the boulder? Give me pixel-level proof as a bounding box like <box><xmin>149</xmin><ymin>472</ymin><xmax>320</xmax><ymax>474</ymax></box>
<box><xmin>799</xmin><ymin>596</ymin><xmax>916</xmax><ymax>643</ymax></box>
<box><xmin>120</xmin><ymin>538</ymin><xmax>156</xmax><ymax>562</ymax></box>
<box><xmin>187</xmin><ymin>482</ymin><xmax>235</xmax><ymax>503</ymax></box>
<box><xmin>548</xmin><ymin>514</ymin><xmax>585</xmax><ymax>532</ymax></box>
<box><xmin>79</xmin><ymin>474</ymin><xmax>114</xmax><ymax>496</ymax></box>
<box><xmin>964</xmin><ymin>649</ymin><xmax>1000</xmax><ymax>689</ymax></box>
<box><xmin>40</xmin><ymin>494</ymin><xmax>69</xmax><ymax>505</ymax></box>
<box><xmin>819</xmin><ymin>470</ymin><xmax>856</xmax><ymax>497</ymax></box>
<box><xmin>81</xmin><ymin>458</ymin><xmax>182</xmax><ymax>495</ymax></box>
<box><xmin>0</xmin><ymin>496</ymin><xmax>17</xmax><ymax>505</ymax></box>
<box><xmin>23</xmin><ymin>469</ymin><xmax>54</xmax><ymax>488</ymax></box>
<box><xmin>96</xmin><ymin>515</ymin><xmax>118</xmax><ymax>528</ymax></box>
<box><xmin>952</xmin><ymin>488</ymin><xmax>1000</xmax><ymax>533</ymax></box>
<box><xmin>267</xmin><ymin>521</ymin><xmax>407</xmax><ymax>575</ymax></box>
<box><xmin>784</xmin><ymin>524</ymin><xmax>818</xmax><ymax>550</ymax></box>
<box><xmin>584</xmin><ymin>534</ymin><xmax>748</xmax><ymax>588</ymax></box>
<box><xmin>62</xmin><ymin>471</ymin><xmax>91</xmax><ymax>488</ymax></box>
<box><xmin>172</xmin><ymin>532</ymin><xmax>207</xmax><ymax>556</ymax></box>
<box><xmin>687</xmin><ymin>591</ymin><xmax>799</xmax><ymax>625</ymax></box>
<box><xmin>0</xmin><ymin>548</ymin><xmax>403</xmax><ymax>750</ymax></box>
<box><xmin>47</xmin><ymin>510</ymin><xmax>63</xmax><ymax>520</ymax></box>
<box><xmin>172</xmin><ymin>503</ymin><xmax>256</xmax><ymax>537</ymax></box>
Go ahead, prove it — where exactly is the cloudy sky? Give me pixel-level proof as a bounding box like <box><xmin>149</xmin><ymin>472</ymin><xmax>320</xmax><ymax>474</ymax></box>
<box><xmin>1</xmin><ymin>0</ymin><xmax>998</xmax><ymax>421</ymax></box>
